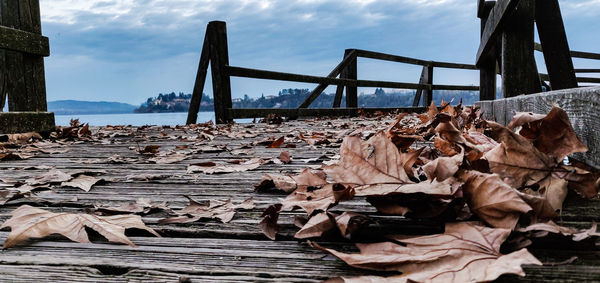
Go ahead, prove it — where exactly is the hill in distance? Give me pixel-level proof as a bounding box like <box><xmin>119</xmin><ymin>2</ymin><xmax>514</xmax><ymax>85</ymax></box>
<box><xmin>48</xmin><ymin>100</ymin><xmax>137</xmax><ymax>115</ymax></box>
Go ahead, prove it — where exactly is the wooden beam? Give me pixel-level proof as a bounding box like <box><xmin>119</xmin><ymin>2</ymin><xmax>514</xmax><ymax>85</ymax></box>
<box><xmin>333</xmin><ymin>50</ymin><xmax>353</xmax><ymax>108</ymax></box>
<box><xmin>574</xmin><ymin>69</ymin><xmax>600</xmax><ymax>73</ymax></box>
<box><xmin>208</xmin><ymin>21</ymin><xmax>232</xmax><ymax>124</ymax></box>
<box><xmin>535</xmin><ymin>0</ymin><xmax>577</xmax><ymax>90</ymax></box>
<box><xmin>412</xmin><ymin>66</ymin><xmax>427</xmax><ymax>106</ymax></box>
<box><xmin>534</xmin><ymin>43</ymin><xmax>600</xmax><ymax>61</ymax></box>
<box><xmin>476</xmin><ymin>0</ymin><xmax>521</xmax><ymax>67</ymax></box>
<box><xmin>345</xmin><ymin>50</ymin><xmax>358</xmax><ymax>108</ymax></box>
<box><xmin>228</xmin><ymin>107</ymin><xmax>428</xmax><ymax>120</ymax></box>
<box><xmin>186</xmin><ymin>34</ymin><xmax>211</xmax><ymax>125</ymax></box>
<box><xmin>501</xmin><ymin>0</ymin><xmax>541</xmax><ymax>97</ymax></box>
<box><xmin>539</xmin><ymin>74</ymin><xmax>600</xmax><ymax>84</ymax></box>
<box><xmin>227</xmin><ymin>65</ymin><xmax>478</xmax><ymax>91</ymax></box>
<box><xmin>0</xmin><ymin>26</ymin><xmax>49</xmax><ymax>56</ymax></box>
<box><xmin>355</xmin><ymin>49</ymin><xmax>477</xmax><ymax>70</ymax></box>
<box><xmin>479</xmin><ymin>0</ymin><xmax>497</xmax><ymax>101</ymax></box>
<box><xmin>299</xmin><ymin>49</ymin><xmax>356</xmax><ymax>109</ymax></box>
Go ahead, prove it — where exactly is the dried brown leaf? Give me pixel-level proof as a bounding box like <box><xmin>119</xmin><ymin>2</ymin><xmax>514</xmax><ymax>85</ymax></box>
<box><xmin>255</xmin><ymin>169</ymin><xmax>327</xmax><ymax>193</ymax></box>
<box><xmin>295</xmin><ymin>212</ymin><xmax>336</xmax><ymax>239</ymax></box>
<box><xmin>61</xmin><ymin>175</ymin><xmax>103</xmax><ymax>192</ymax></box>
<box><xmin>511</xmin><ymin>107</ymin><xmax>588</xmax><ymax>160</ymax></box>
<box><xmin>458</xmin><ymin>170</ymin><xmax>532</xmax><ymax>229</ymax></box>
<box><xmin>313</xmin><ymin>222</ymin><xmax>541</xmax><ymax>282</ymax></box>
<box><xmin>187</xmin><ymin>158</ymin><xmax>264</xmax><ymax>174</ymax></box>
<box><xmin>159</xmin><ymin>196</ymin><xmax>254</xmax><ymax>224</ymax></box>
<box><xmin>324</xmin><ymin>132</ymin><xmax>414</xmax><ymax>186</ymax></box>
<box><xmin>260</xmin><ymin>204</ymin><xmax>282</xmax><ymax>240</ymax></box>
<box><xmin>0</xmin><ymin>205</ymin><xmax>159</xmax><ymax>249</ymax></box>
<box><xmin>517</xmin><ymin>221</ymin><xmax>600</xmax><ymax>242</ymax></box>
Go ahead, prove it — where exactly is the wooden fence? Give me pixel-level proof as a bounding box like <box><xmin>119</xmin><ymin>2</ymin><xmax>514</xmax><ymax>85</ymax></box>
<box><xmin>186</xmin><ymin>21</ymin><xmax>480</xmax><ymax>124</ymax></box>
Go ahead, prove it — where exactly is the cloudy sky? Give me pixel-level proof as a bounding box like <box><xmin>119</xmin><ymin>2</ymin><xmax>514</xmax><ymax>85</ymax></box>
<box><xmin>39</xmin><ymin>0</ymin><xmax>600</xmax><ymax>105</ymax></box>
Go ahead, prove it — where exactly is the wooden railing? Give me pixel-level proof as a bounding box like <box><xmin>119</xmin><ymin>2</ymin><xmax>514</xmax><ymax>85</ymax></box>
<box><xmin>186</xmin><ymin>21</ymin><xmax>480</xmax><ymax>124</ymax></box>
<box><xmin>534</xmin><ymin>43</ymin><xmax>600</xmax><ymax>88</ymax></box>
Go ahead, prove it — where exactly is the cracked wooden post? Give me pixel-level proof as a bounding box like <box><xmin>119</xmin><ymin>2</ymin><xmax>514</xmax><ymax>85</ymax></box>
<box><xmin>208</xmin><ymin>21</ymin><xmax>233</xmax><ymax>124</ymax></box>
<box><xmin>0</xmin><ymin>0</ymin><xmax>54</xmax><ymax>133</ymax></box>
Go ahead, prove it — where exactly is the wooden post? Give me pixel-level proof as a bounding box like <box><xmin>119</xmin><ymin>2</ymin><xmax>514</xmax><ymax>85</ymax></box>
<box><xmin>412</xmin><ymin>65</ymin><xmax>433</xmax><ymax>106</ymax></box>
<box><xmin>501</xmin><ymin>0</ymin><xmax>541</xmax><ymax>98</ymax></box>
<box><xmin>478</xmin><ymin>1</ymin><xmax>497</xmax><ymax>101</ymax></box>
<box><xmin>186</xmin><ymin>33</ymin><xmax>211</xmax><ymax>125</ymax></box>
<box><xmin>0</xmin><ymin>0</ymin><xmax>54</xmax><ymax>133</ymax></box>
<box><xmin>333</xmin><ymin>49</ymin><xmax>354</xmax><ymax>108</ymax></box>
<box><xmin>345</xmin><ymin>49</ymin><xmax>357</xmax><ymax>108</ymax></box>
<box><xmin>332</xmin><ymin>67</ymin><xmax>345</xmax><ymax>108</ymax></box>
<box><xmin>422</xmin><ymin>65</ymin><xmax>433</xmax><ymax>106</ymax></box>
<box><xmin>208</xmin><ymin>21</ymin><xmax>232</xmax><ymax>124</ymax></box>
<box><xmin>535</xmin><ymin>0</ymin><xmax>577</xmax><ymax>90</ymax></box>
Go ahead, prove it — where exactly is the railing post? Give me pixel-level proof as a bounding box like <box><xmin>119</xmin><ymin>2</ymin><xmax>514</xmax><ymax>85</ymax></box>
<box><xmin>535</xmin><ymin>0</ymin><xmax>577</xmax><ymax>90</ymax></box>
<box><xmin>208</xmin><ymin>21</ymin><xmax>233</xmax><ymax>124</ymax></box>
<box><xmin>501</xmin><ymin>0</ymin><xmax>541</xmax><ymax>98</ymax></box>
<box><xmin>345</xmin><ymin>49</ymin><xmax>357</xmax><ymax>108</ymax></box>
<box><xmin>478</xmin><ymin>0</ymin><xmax>497</xmax><ymax>101</ymax></box>
<box><xmin>0</xmin><ymin>0</ymin><xmax>54</xmax><ymax>133</ymax></box>
<box><xmin>333</xmin><ymin>49</ymin><xmax>354</xmax><ymax>108</ymax></box>
<box><xmin>412</xmin><ymin>65</ymin><xmax>433</xmax><ymax>106</ymax></box>
<box><xmin>186</xmin><ymin>30</ymin><xmax>211</xmax><ymax>125</ymax></box>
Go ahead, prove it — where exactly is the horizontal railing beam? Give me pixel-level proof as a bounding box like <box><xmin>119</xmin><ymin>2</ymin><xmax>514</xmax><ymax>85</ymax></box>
<box><xmin>0</xmin><ymin>26</ymin><xmax>49</xmax><ymax>56</ymax></box>
<box><xmin>540</xmin><ymin>73</ymin><xmax>600</xmax><ymax>84</ymax></box>
<box><xmin>228</xmin><ymin>107</ymin><xmax>427</xmax><ymax>119</ymax></box>
<box><xmin>227</xmin><ymin>65</ymin><xmax>479</xmax><ymax>91</ymax></box>
<box><xmin>574</xmin><ymin>69</ymin><xmax>600</xmax><ymax>73</ymax></box>
<box><xmin>354</xmin><ymin>49</ymin><xmax>477</xmax><ymax>69</ymax></box>
<box><xmin>535</xmin><ymin>43</ymin><xmax>600</xmax><ymax>60</ymax></box>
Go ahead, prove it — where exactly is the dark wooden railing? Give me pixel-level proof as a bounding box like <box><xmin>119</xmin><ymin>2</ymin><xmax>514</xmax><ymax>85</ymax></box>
<box><xmin>534</xmin><ymin>43</ymin><xmax>600</xmax><ymax>87</ymax></box>
<box><xmin>186</xmin><ymin>21</ymin><xmax>480</xmax><ymax>124</ymax></box>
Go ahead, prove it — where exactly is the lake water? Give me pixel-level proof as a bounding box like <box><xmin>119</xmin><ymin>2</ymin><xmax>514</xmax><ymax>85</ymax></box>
<box><xmin>54</xmin><ymin>112</ymin><xmax>252</xmax><ymax>126</ymax></box>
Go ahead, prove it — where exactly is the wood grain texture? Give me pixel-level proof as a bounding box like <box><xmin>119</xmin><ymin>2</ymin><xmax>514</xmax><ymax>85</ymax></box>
<box><xmin>476</xmin><ymin>86</ymin><xmax>600</xmax><ymax>168</ymax></box>
<box><xmin>1</xmin><ymin>118</ymin><xmax>600</xmax><ymax>281</ymax></box>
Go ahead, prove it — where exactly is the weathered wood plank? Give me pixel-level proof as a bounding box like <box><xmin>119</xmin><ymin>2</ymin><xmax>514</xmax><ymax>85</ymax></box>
<box><xmin>534</xmin><ymin>42</ymin><xmax>600</xmax><ymax>61</ymax></box>
<box><xmin>476</xmin><ymin>0</ymin><xmax>521</xmax><ymax>66</ymax></box>
<box><xmin>0</xmin><ymin>26</ymin><xmax>48</xmax><ymax>56</ymax></box>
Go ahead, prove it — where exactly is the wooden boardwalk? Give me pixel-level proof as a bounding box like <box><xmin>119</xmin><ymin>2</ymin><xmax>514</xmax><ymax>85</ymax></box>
<box><xmin>1</xmin><ymin>117</ymin><xmax>600</xmax><ymax>282</ymax></box>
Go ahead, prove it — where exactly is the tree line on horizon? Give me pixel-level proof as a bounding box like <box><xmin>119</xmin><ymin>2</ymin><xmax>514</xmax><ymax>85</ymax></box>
<box><xmin>134</xmin><ymin>89</ymin><xmax>481</xmax><ymax>113</ymax></box>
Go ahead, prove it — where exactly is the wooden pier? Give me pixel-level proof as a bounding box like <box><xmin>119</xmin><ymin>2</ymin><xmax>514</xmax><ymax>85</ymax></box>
<box><xmin>1</xmin><ymin>119</ymin><xmax>600</xmax><ymax>282</ymax></box>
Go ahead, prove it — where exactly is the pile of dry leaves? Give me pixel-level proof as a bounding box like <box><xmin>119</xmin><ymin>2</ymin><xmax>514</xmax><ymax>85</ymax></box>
<box><xmin>255</xmin><ymin>102</ymin><xmax>600</xmax><ymax>282</ymax></box>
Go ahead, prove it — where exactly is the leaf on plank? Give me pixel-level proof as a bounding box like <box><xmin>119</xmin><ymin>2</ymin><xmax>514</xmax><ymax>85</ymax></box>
<box><xmin>517</xmin><ymin>221</ymin><xmax>600</xmax><ymax>242</ymax></box>
<box><xmin>255</xmin><ymin>168</ymin><xmax>327</xmax><ymax>193</ymax></box>
<box><xmin>313</xmin><ymin>222</ymin><xmax>541</xmax><ymax>282</ymax></box>
<box><xmin>260</xmin><ymin>204</ymin><xmax>282</xmax><ymax>240</ymax></box>
<box><xmin>159</xmin><ymin>196</ymin><xmax>254</xmax><ymax>224</ymax></box>
<box><xmin>61</xmin><ymin>175</ymin><xmax>104</xmax><ymax>192</ymax></box>
<box><xmin>324</xmin><ymin>132</ymin><xmax>415</xmax><ymax>187</ymax></box>
<box><xmin>1</xmin><ymin>205</ymin><xmax>159</xmax><ymax>249</ymax></box>
<box><xmin>509</xmin><ymin>107</ymin><xmax>588</xmax><ymax>160</ymax></box>
<box><xmin>483</xmin><ymin>122</ymin><xmax>557</xmax><ymax>188</ymax></box>
<box><xmin>458</xmin><ymin>170</ymin><xmax>531</xmax><ymax>229</ymax></box>
<box><xmin>187</xmin><ymin>158</ymin><xmax>264</xmax><ymax>174</ymax></box>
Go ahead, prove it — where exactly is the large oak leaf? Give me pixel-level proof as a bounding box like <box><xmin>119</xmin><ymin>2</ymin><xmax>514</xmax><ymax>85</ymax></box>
<box><xmin>313</xmin><ymin>222</ymin><xmax>541</xmax><ymax>282</ymax></box>
<box><xmin>483</xmin><ymin>122</ymin><xmax>558</xmax><ymax>188</ymax></box>
<box><xmin>1</xmin><ymin>205</ymin><xmax>159</xmax><ymax>249</ymax></box>
<box><xmin>508</xmin><ymin>107</ymin><xmax>588</xmax><ymax>160</ymax></box>
<box><xmin>458</xmin><ymin>170</ymin><xmax>532</xmax><ymax>229</ymax></box>
<box><xmin>324</xmin><ymin>132</ymin><xmax>414</xmax><ymax>186</ymax></box>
